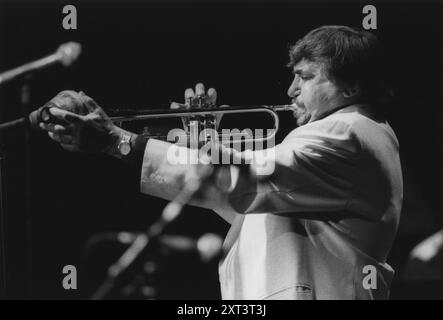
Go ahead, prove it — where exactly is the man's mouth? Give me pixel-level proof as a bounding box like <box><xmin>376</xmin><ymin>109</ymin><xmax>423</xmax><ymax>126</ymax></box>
<box><xmin>291</xmin><ymin>99</ymin><xmax>305</xmax><ymax>114</ymax></box>
<box><xmin>291</xmin><ymin>99</ymin><xmax>311</xmax><ymax>125</ymax></box>
<box><xmin>291</xmin><ymin>97</ymin><xmax>305</xmax><ymax>108</ymax></box>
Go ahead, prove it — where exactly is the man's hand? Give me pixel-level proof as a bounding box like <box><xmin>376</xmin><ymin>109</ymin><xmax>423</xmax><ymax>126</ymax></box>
<box><xmin>39</xmin><ymin>92</ymin><xmax>122</xmax><ymax>154</ymax></box>
<box><xmin>170</xmin><ymin>83</ymin><xmax>227</xmax><ymax>130</ymax></box>
<box><xmin>43</xmin><ymin>90</ymin><xmax>90</xmax><ymax>115</ymax></box>
<box><xmin>170</xmin><ymin>82</ymin><xmax>217</xmax><ymax>110</ymax></box>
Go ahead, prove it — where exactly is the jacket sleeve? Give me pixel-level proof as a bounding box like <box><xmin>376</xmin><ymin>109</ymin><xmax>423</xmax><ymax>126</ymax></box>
<box><xmin>140</xmin><ymin>119</ymin><xmax>362</xmax><ymax>218</ymax></box>
<box><xmin>227</xmin><ymin>121</ymin><xmax>362</xmax><ymax>214</ymax></box>
<box><xmin>139</xmin><ymin>138</ymin><xmax>236</xmax><ymax>223</ymax></box>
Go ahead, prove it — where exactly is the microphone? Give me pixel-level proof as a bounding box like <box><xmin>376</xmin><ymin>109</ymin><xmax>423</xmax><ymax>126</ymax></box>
<box><xmin>114</xmin><ymin>232</ymin><xmax>223</xmax><ymax>263</ymax></box>
<box><xmin>0</xmin><ymin>42</ymin><xmax>82</xmax><ymax>85</ymax></box>
<box><xmin>91</xmin><ymin>167</ymin><xmax>216</xmax><ymax>300</ymax></box>
<box><xmin>0</xmin><ymin>105</ymin><xmax>53</xmax><ymax>132</ymax></box>
<box><xmin>195</xmin><ymin>233</ymin><xmax>223</xmax><ymax>263</ymax></box>
<box><xmin>27</xmin><ymin>104</ymin><xmax>54</xmax><ymax>128</ymax></box>
<box><xmin>1</xmin><ymin>98</ymin><xmax>78</xmax><ymax>132</ymax></box>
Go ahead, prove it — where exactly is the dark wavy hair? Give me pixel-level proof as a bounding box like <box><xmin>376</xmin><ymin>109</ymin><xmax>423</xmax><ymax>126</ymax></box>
<box><xmin>288</xmin><ymin>25</ymin><xmax>393</xmax><ymax>106</ymax></box>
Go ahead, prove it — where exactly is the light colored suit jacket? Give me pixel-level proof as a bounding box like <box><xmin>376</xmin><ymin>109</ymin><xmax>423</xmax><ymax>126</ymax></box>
<box><xmin>140</xmin><ymin>104</ymin><xmax>403</xmax><ymax>300</ymax></box>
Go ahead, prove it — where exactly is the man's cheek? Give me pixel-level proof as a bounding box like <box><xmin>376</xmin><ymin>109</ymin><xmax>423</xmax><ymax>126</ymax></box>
<box><xmin>311</xmin><ymin>86</ymin><xmax>327</xmax><ymax>105</ymax></box>
<box><xmin>302</xmin><ymin>87</ymin><xmax>313</xmax><ymax>108</ymax></box>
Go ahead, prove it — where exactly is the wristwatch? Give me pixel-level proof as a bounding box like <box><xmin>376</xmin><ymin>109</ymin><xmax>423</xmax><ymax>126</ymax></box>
<box><xmin>117</xmin><ymin>133</ymin><xmax>132</xmax><ymax>156</ymax></box>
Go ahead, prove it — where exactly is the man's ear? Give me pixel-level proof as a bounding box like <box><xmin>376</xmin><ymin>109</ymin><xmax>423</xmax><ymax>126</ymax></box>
<box><xmin>342</xmin><ymin>84</ymin><xmax>361</xmax><ymax>98</ymax></box>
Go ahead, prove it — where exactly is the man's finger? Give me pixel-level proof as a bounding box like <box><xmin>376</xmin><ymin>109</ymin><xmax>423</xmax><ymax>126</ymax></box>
<box><xmin>64</xmin><ymin>112</ymin><xmax>84</xmax><ymax>124</ymax></box>
<box><xmin>207</xmin><ymin>88</ymin><xmax>217</xmax><ymax>106</ymax></box>
<box><xmin>195</xmin><ymin>83</ymin><xmax>205</xmax><ymax>97</ymax></box>
<box><xmin>170</xmin><ymin>101</ymin><xmax>180</xmax><ymax>109</ymax></box>
<box><xmin>39</xmin><ymin>122</ymin><xmax>70</xmax><ymax>134</ymax></box>
<box><xmin>48</xmin><ymin>108</ymin><xmax>83</xmax><ymax>124</ymax></box>
<box><xmin>48</xmin><ymin>132</ymin><xmax>74</xmax><ymax>145</ymax></box>
<box><xmin>184</xmin><ymin>88</ymin><xmax>195</xmax><ymax>105</ymax></box>
<box><xmin>60</xmin><ymin>144</ymin><xmax>77</xmax><ymax>152</ymax></box>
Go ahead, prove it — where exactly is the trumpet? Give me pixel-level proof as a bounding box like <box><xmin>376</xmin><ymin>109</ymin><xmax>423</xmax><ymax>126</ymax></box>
<box><xmin>108</xmin><ymin>104</ymin><xmax>296</xmax><ymax>145</ymax></box>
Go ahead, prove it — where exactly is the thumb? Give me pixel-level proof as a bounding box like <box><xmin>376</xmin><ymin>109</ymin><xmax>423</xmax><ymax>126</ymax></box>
<box><xmin>170</xmin><ymin>101</ymin><xmax>188</xmax><ymax>110</ymax></box>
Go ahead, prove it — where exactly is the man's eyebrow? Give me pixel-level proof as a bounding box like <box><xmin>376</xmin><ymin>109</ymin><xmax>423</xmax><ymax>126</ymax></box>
<box><xmin>292</xmin><ymin>68</ymin><xmax>314</xmax><ymax>75</ymax></box>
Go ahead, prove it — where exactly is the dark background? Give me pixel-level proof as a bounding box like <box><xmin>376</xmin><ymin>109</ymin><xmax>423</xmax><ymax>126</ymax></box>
<box><xmin>0</xmin><ymin>0</ymin><xmax>442</xmax><ymax>299</ymax></box>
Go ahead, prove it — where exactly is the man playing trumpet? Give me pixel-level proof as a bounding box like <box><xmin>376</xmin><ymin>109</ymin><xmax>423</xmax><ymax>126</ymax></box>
<box><xmin>39</xmin><ymin>25</ymin><xmax>402</xmax><ymax>300</ymax></box>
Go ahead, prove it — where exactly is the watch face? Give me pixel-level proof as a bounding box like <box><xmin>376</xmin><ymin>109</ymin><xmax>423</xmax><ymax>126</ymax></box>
<box><xmin>119</xmin><ymin>142</ymin><xmax>131</xmax><ymax>155</ymax></box>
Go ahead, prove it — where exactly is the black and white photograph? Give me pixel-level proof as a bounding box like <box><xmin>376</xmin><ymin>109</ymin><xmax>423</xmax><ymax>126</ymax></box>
<box><xmin>0</xmin><ymin>0</ymin><xmax>442</xmax><ymax>304</ymax></box>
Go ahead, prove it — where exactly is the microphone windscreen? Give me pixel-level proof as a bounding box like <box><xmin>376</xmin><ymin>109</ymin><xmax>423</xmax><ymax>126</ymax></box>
<box><xmin>197</xmin><ymin>233</ymin><xmax>223</xmax><ymax>263</ymax></box>
<box><xmin>57</xmin><ymin>42</ymin><xmax>82</xmax><ymax>67</ymax></box>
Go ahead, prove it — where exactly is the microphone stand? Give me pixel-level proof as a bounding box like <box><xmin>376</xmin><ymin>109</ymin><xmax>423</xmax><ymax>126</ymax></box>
<box><xmin>91</xmin><ymin>162</ymin><xmax>214</xmax><ymax>300</ymax></box>
<box><xmin>0</xmin><ymin>74</ymin><xmax>37</xmax><ymax>298</ymax></box>
<box><xmin>0</xmin><ymin>83</ymin><xmax>43</xmax><ymax>298</ymax></box>
<box><xmin>21</xmin><ymin>75</ymin><xmax>33</xmax><ymax>297</ymax></box>
<box><xmin>0</xmin><ymin>112</ymin><xmax>8</xmax><ymax>299</ymax></box>
<box><xmin>0</xmin><ymin>42</ymin><xmax>81</xmax><ymax>298</ymax></box>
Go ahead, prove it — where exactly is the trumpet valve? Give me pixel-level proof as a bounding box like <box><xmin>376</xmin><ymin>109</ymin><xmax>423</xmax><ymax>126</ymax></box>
<box><xmin>189</xmin><ymin>95</ymin><xmax>215</xmax><ymax>109</ymax></box>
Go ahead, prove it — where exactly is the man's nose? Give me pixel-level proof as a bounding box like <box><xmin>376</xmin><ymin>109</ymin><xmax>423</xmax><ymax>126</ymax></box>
<box><xmin>287</xmin><ymin>78</ymin><xmax>300</xmax><ymax>98</ymax></box>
